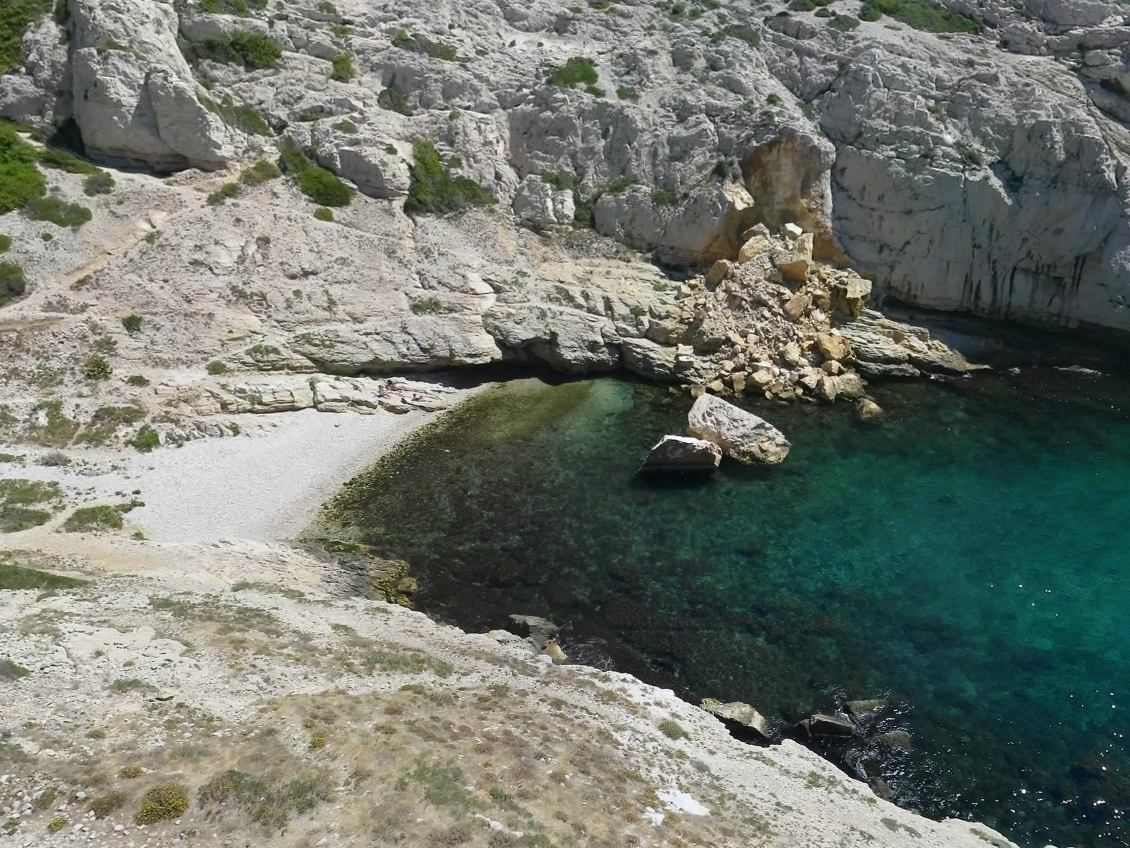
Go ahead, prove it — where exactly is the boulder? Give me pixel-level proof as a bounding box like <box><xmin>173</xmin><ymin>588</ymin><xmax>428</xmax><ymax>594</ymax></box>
<box><xmin>738</xmin><ymin>233</ymin><xmax>772</xmax><ymax>264</ymax></box>
<box><xmin>512</xmin><ymin>174</ymin><xmax>576</xmax><ymax>228</ymax></box>
<box><xmin>70</xmin><ymin>0</ymin><xmax>234</xmax><ymax>171</ymax></box>
<box><xmin>845</xmin><ymin>698</ymin><xmax>888</xmax><ymax>717</ymax></box>
<box><xmin>829</xmin><ymin>275</ymin><xmax>873</xmax><ymax>319</ymax></box>
<box><xmin>855</xmin><ymin>398</ymin><xmax>886</xmax><ymax>423</ymax></box>
<box><xmin>783</xmin><ymin>293</ymin><xmax>810</xmax><ymax>322</ymax></box>
<box><xmin>508</xmin><ymin>614</ymin><xmax>559</xmax><ymax>651</ymax></box>
<box><xmin>772</xmin><ymin>233</ymin><xmax>813</xmax><ymax>284</ymax></box>
<box><xmin>705</xmin><ymin>259</ymin><xmax>733</xmax><ymax>286</ymax></box>
<box><xmin>334</xmin><ymin>147</ymin><xmax>412</xmax><ymax>198</ymax></box>
<box><xmin>655</xmin><ymin>182</ymin><xmax>757</xmax><ymax>266</ymax></box>
<box><xmin>701</xmin><ymin>698</ymin><xmax>771</xmax><ymax>739</ymax></box>
<box><xmin>686</xmin><ymin>394</ymin><xmax>790</xmax><ymax>465</ymax></box>
<box><xmin>815</xmin><ymin>332</ymin><xmax>851</xmax><ymax>362</ymax></box>
<box><xmin>816</xmin><ymin>375</ymin><xmax>839</xmax><ymax>402</ymax></box>
<box><xmin>638</xmin><ymin>435</ymin><xmax>722</xmax><ymax>474</ymax></box>
<box><xmin>798</xmin><ymin>713</ymin><xmax>855</xmax><ymax>738</ymax></box>
<box><xmin>876</xmin><ymin>730</ymin><xmax>912</xmax><ymax>750</ymax></box>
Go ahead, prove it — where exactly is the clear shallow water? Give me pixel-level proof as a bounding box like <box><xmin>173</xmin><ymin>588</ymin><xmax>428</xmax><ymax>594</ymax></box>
<box><xmin>327</xmin><ymin>369</ymin><xmax>1130</xmax><ymax>847</ymax></box>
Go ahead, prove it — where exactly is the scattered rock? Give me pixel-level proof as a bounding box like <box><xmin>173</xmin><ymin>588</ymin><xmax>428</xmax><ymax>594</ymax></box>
<box><xmin>638</xmin><ymin>435</ymin><xmax>722</xmax><ymax>474</ymax></box>
<box><xmin>815</xmin><ymin>332</ymin><xmax>851</xmax><ymax>362</ymax></box>
<box><xmin>783</xmin><ymin>293</ymin><xmax>810</xmax><ymax>322</ymax></box>
<box><xmin>773</xmin><ymin>233</ymin><xmax>814</xmax><ymax>285</ymax></box>
<box><xmin>876</xmin><ymin>730</ymin><xmax>913</xmax><ymax>750</ymax></box>
<box><xmin>701</xmin><ymin>698</ymin><xmax>771</xmax><ymax>739</ymax></box>
<box><xmin>687</xmin><ymin>394</ymin><xmax>790</xmax><ymax>465</ymax></box>
<box><xmin>705</xmin><ymin>259</ymin><xmax>733</xmax><ymax>286</ymax></box>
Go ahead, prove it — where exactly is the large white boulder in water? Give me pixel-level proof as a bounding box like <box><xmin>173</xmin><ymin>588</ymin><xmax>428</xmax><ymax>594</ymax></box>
<box><xmin>638</xmin><ymin>435</ymin><xmax>722</xmax><ymax>474</ymax></box>
<box><xmin>687</xmin><ymin>394</ymin><xmax>790</xmax><ymax>465</ymax></box>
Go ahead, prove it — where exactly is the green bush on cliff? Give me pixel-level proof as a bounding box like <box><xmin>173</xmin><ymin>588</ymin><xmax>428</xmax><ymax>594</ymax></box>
<box><xmin>405</xmin><ymin>138</ymin><xmax>495</xmax><ymax>215</ymax></box>
<box><xmin>196</xmin><ymin>30</ymin><xmax>282</xmax><ymax>69</ymax></box>
<box><xmin>857</xmin><ymin>0</ymin><xmax>979</xmax><ymax>31</ymax></box>
<box><xmin>329</xmin><ymin>51</ymin><xmax>354</xmax><ymax>81</ymax></box>
<box><xmin>0</xmin><ymin>261</ymin><xmax>27</xmax><ymax>306</ymax></box>
<box><xmin>278</xmin><ymin>138</ymin><xmax>353</xmax><ymax>207</ymax></box>
<box><xmin>0</xmin><ymin>0</ymin><xmax>51</xmax><ymax>75</ymax></box>
<box><xmin>549</xmin><ymin>56</ymin><xmax>598</xmax><ymax>88</ymax></box>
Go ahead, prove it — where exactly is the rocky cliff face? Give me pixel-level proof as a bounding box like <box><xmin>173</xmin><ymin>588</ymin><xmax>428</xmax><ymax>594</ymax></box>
<box><xmin>5</xmin><ymin>0</ymin><xmax>1130</xmax><ymax>337</ymax></box>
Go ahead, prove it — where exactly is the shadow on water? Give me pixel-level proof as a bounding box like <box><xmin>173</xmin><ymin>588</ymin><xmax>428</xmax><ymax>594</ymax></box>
<box><xmin>324</xmin><ymin>368</ymin><xmax>1130</xmax><ymax>848</ymax></box>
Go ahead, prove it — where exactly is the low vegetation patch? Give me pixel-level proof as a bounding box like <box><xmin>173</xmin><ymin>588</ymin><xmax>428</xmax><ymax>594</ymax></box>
<box><xmin>404</xmin><ymin>138</ymin><xmax>494</xmax><ymax>215</ymax></box>
<box><xmin>391</xmin><ymin>29</ymin><xmax>457</xmax><ymax>60</ymax></box>
<box><xmin>313</xmin><ymin>206</ymin><xmax>334</xmax><ymax>221</ymax></box>
<box><xmin>206</xmin><ymin>360</ymin><xmax>229</xmax><ymax>375</ymax></box>
<box><xmin>858</xmin><ymin>0</ymin><xmax>979</xmax><ymax>31</ymax></box>
<box><xmin>198</xmin><ymin>768</ymin><xmax>333</xmax><ymax>829</ymax></box>
<box><xmin>658</xmin><ymin>719</ymin><xmax>690</xmax><ymax>740</ymax></box>
<box><xmin>0</xmin><ymin>560</ymin><xmax>85</xmax><ymax>590</ymax></box>
<box><xmin>201</xmin><ymin>94</ymin><xmax>273</xmax><ymax>136</ymax></box>
<box><xmin>715</xmin><ymin>23</ymin><xmax>761</xmax><ymax>48</ymax></box>
<box><xmin>83</xmin><ymin>354</ymin><xmax>112</xmax><ymax>380</ymax></box>
<box><xmin>1</xmin><ymin>0</ymin><xmax>51</xmax><ymax>75</ymax></box>
<box><xmin>195</xmin><ymin>30</ymin><xmax>282</xmax><ymax>69</ymax></box>
<box><xmin>549</xmin><ymin>56</ymin><xmax>598</xmax><ymax>88</ymax></box>
<box><xmin>0</xmin><ymin>479</ymin><xmax>63</xmax><ymax>534</ymax></box>
<box><xmin>279</xmin><ymin>138</ymin><xmax>353</xmax><ymax>207</ymax></box>
<box><xmin>25</xmin><ymin>195</ymin><xmax>92</xmax><ymax>227</ymax></box>
<box><xmin>401</xmin><ymin>760</ymin><xmax>478</xmax><ymax>810</ymax></box>
<box><xmin>240</xmin><ymin>159</ymin><xmax>281</xmax><ymax>186</ymax></box>
<box><xmin>377</xmin><ymin>85</ymin><xmax>413</xmax><ymax>116</ymax></box>
<box><xmin>200</xmin><ymin>0</ymin><xmax>267</xmax><ymax>14</ymax></box>
<box><xmin>63</xmin><ymin>505</ymin><xmax>125</xmax><ymax>533</ymax></box>
<box><xmin>827</xmin><ymin>13</ymin><xmax>860</xmax><ymax>30</ymax></box>
<box><xmin>329</xmin><ymin>51</ymin><xmax>353</xmax><ymax>81</ymax></box>
<box><xmin>0</xmin><ymin>261</ymin><xmax>26</xmax><ymax>306</ymax></box>
<box><xmin>83</xmin><ymin>171</ymin><xmax>115</xmax><ymax>195</ymax></box>
<box><xmin>207</xmin><ymin>181</ymin><xmax>240</xmax><ymax>205</ymax></box>
<box><xmin>77</xmin><ymin>402</ymin><xmax>146</xmax><ymax>445</ymax></box>
<box><xmin>134</xmin><ymin>783</ymin><xmax>189</xmax><ymax>825</ymax></box>
<box><xmin>131</xmin><ymin>424</ymin><xmax>160</xmax><ymax>453</ymax></box>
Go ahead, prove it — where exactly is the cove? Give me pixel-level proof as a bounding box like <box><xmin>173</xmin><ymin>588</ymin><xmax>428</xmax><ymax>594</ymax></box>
<box><xmin>323</xmin><ymin>368</ymin><xmax>1130</xmax><ymax>848</ymax></box>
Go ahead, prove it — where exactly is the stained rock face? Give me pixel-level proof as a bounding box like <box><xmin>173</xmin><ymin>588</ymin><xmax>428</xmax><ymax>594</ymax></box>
<box><xmin>687</xmin><ymin>394</ymin><xmax>790</xmax><ymax>465</ymax></box>
<box><xmin>638</xmin><ymin>435</ymin><xmax>722</xmax><ymax>474</ymax></box>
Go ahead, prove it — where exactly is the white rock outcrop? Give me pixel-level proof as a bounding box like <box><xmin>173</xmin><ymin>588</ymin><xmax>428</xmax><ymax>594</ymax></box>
<box><xmin>687</xmin><ymin>394</ymin><xmax>791</xmax><ymax>465</ymax></box>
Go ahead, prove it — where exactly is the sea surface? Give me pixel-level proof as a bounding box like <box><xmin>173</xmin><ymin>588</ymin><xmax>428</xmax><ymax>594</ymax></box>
<box><xmin>326</xmin><ymin>368</ymin><xmax>1130</xmax><ymax>848</ymax></box>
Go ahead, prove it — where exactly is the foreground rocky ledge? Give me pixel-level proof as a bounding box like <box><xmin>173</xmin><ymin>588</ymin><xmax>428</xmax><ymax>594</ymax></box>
<box><xmin>0</xmin><ymin>543</ymin><xmax>1021</xmax><ymax>848</ymax></box>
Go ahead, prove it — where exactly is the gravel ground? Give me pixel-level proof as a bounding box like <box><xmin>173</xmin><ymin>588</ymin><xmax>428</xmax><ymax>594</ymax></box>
<box><xmin>0</xmin><ymin>389</ymin><xmax>481</xmax><ymax>544</ymax></box>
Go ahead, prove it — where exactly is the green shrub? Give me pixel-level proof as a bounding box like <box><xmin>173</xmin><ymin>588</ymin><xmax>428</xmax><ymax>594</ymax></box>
<box><xmin>651</xmin><ymin>187</ymin><xmax>678</xmax><ymax>206</ymax></box>
<box><xmin>198</xmin><ymin>30</ymin><xmax>281</xmax><ymax>69</ymax></box>
<box><xmin>0</xmin><ymin>561</ymin><xmax>84</xmax><ymax>590</ymax></box>
<box><xmin>83</xmin><ymin>355</ymin><xmax>112</xmax><ymax>381</ymax></box>
<box><xmin>391</xmin><ymin>29</ymin><xmax>457</xmax><ymax>60</ymax></box>
<box><xmin>377</xmin><ymin>86</ymin><xmax>414</xmax><ymax>116</ymax></box>
<box><xmin>540</xmin><ymin>170</ymin><xmax>575</xmax><ymax>190</ymax></box>
<box><xmin>240</xmin><ymin>158</ymin><xmax>281</xmax><ymax>186</ymax></box>
<box><xmin>207</xmin><ymin>181</ymin><xmax>240</xmax><ymax>204</ymax></box>
<box><xmin>36</xmin><ymin>145</ymin><xmax>100</xmax><ymax>175</ymax></box>
<box><xmin>131</xmin><ymin>425</ymin><xmax>160</xmax><ymax>453</ymax></box>
<box><xmin>0</xmin><ymin>234</ymin><xmax>9</xmax><ymax>252</ymax></box>
<box><xmin>121</xmin><ymin>314</ymin><xmax>142</xmax><ymax>333</ymax></box>
<box><xmin>46</xmin><ymin>816</ymin><xmax>66</xmax><ymax>832</ymax></box>
<box><xmin>1</xmin><ymin>0</ymin><xmax>51</xmax><ymax>75</ymax></box>
<box><xmin>278</xmin><ymin>138</ymin><xmax>353</xmax><ymax>206</ymax></box>
<box><xmin>317</xmin><ymin>0</ymin><xmax>336</xmax><ymax>12</ymax></box>
<box><xmin>198</xmin><ymin>769</ymin><xmax>333</xmax><ymax>830</ymax></box>
<box><xmin>201</xmin><ymin>95</ymin><xmax>273</xmax><ymax>136</ymax></box>
<box><xmin>658</xmin><ymin>719</ymin><xmax>690</xmax><ymax>740</ymax></box>
<box><xmin>88</xmin><ymin>791</ymin><xmax>126</xmax><ymax>818</ymax></box>
<box><xmin>63</xmin><ymin>505</ymin><xmax>124</xmax><ymax>532</ymax></box>
<box><xmin>206</xmin><ymin>360</ymin><xmax>229</xmax><ymax>375</ymax></box>
<box><xmin>0</xmin><ymin>261</ymin><xmax>26</xmax><ymax>306</ymax></box>
<box><xmin>82</xmin><ymin>171</ymin><xmax>114</xmax><ymax>195</ymax></box>
<box><xmin>605</xmin><ymin>177</ymin><xmax>634</xmax><ymax>194</ymax></box>
<box><xmin>134</xmin><ymin>783</ymin><xmax>189</xmax><ymax>825</ymax></box>
<box><xmin>789</xmin><ymin>0</ymin><xmax>816</xmax><ymax>9</ymax></box>
<box><xmin>405</xmin><ymin>138</ymin><xmax>495</xmax><ymax>215</ymax></box>
<box><xmin>616</xmin><ymin>85</ymin><xmax>632</xmax><ymax>100</ymax></box>
<box><xmin>25</xmin><ymin>195</ymin><xmax>91</xmax><ymax>227</ymax></box>
<box><xmin>126</xmin><ymin>374</ymin><xmax>150</xmax><ymax>386</ymax></box>
<box><xmin>313</xmin><ymin>206</ymin><xmax>333</xmax><ymax>221</ymax></box>
<box><xmin>719</xmin><ymin>23</ymin><xmax>760</xmax><ymax>47</ymax></box>
<box><xmin>0</xmin><ymin>658</ymin><xmax>30</xmax><ymax>678</ymax></box>
<box><xmin>860</xmin><ymin>0</ymin><xmax>978</xmax><ymax>30</ymax></box>
<box><xmin>334</xmin><ymin>119</ymin><xmax>358</xmax><ymax>134</ymax></box>
<box><xmin>330</xmin><ymin>51</ymin><xmax>353</xmax><ymax>81</ymax></box>
<box><xmin>549</xmin><ymin>56</ymin><xmax>598</xmax><ymax>88</ymax></box>
<box><xmin>827</xmin><ymin>13</ymin><xmax>860</xmax><ymax>29</ymax></box>
<box><xmin>0</xmin><ymin>123</ymin><xmax>47</xmax><ymax>214</ymax></box>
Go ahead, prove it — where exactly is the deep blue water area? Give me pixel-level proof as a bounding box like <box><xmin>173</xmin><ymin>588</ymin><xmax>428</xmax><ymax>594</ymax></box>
<box><xmin>325</xmin><ymin>368</ymin><xmax>1130</xmax><ymax>847</ymax></box>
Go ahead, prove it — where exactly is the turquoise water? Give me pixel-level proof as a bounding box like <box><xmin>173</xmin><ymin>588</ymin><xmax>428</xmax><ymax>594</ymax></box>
<box><xmin>327</xmin><ymin>369</ymin><xmax>1130</xmax><ymax>847</ymax></box>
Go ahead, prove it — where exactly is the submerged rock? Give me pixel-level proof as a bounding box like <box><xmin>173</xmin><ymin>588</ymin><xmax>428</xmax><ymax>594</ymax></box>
<box><xmin>701</xmin><ymin>698</ymin><xmax>771</xmax><ymax>739</ymax></box>
<box><xmin>638</xmin><ymin>435</ymin><xmax>722</xmax><ymax>474</ymax></box>
<box><xmin>855</xmin><ymin>398</ymin><xmax>886</xmax><ymax>423</ymax></box>
<box><xmin>798</xmin><ymin>713</ymin><xmax>856</xmax><ymax>738</ymax></box>
<box><xmin>687</xmin><ymin>394</ymin><xmax>790</xmax><ymax>465</ymax></box>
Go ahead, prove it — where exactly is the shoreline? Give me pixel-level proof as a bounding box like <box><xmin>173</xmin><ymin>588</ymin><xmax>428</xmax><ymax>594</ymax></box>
<box><xmin>0</xmin><ymin>384</ymin><xmax>485</xmax><ymax>548</ymax></box>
